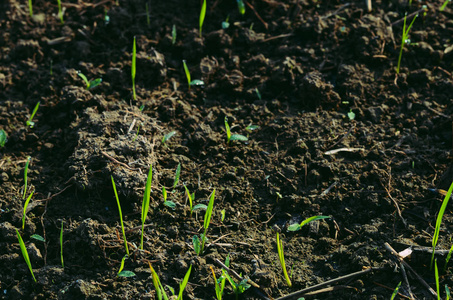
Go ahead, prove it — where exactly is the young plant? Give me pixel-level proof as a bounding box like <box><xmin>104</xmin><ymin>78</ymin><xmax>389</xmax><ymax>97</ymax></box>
<box><xmin>287</xmin><ymin>215</ymin><xmax>330</xmax><ymax>232</ymax></box>
<box><xmin>145</xmin><ymin>2</ymin><xmax>150</xmax><ymax>26</ymax></box>
<box><xmin>276</xmin><ymin>232</ymin><xmax>292</xmax><ymax>287</ymax></box>
<box><xmin>447</xmin><ymin>285</ymin><xmax>451</xmax><ymax>300</ymax></box>
<box><xmin>22</xmin><ymin>191</ymin><xmax>34</xmax><ymax>230</ymax></box>
<box><xmin>77</xmin><ymin>72</ymin><xmax>102</xmax><ymax>90</ymax></box>
<box><xmin>177</xmin><ymin>265</ymin><xmax>192</xmax><ymax>300</ymax></box>
<box><xmin>173</xmin><ymin>163</ymin><xmax>181</xmax><ymax>189</ymax></box>
<box><xmin>60</xmin><ymin>220</ymin><xmax>64</xmax><ymax>268</ymax></box>
<box><xmin>182</xmin><ymin>60</ymin><xmax>191</xmax><ymax>90</ymax></box>
<box><xmin>149</xmin><ymin>263</ymin><xmax>170</xmax><ymax>300</ymax></box>
<box><xmin>23</xmin><ymin>156</ymin><xmax>31</xmax><ymax>199</ymax></box>
<box><xmin>440</xmin><ymin>0</ymin><xmax>450</xmax><ymax>11</ymax></box>
<box><xmin>162</xmin><ymin>131</ymin><xmax>176</xmax><ymax>145</ymax></box>
<box><xmin>435</xmin><ymin>259</ymin><xmax>440</xmax><ymax>300</ymax></box>
<box><xmin>210</xmin><ymin>266</ymin><xmax>227</xmax><ymax>300</ymax></box>
<box><xmin>57</xmin><ymin>0</ymin><xmax>64</xmax><ymax>24</ymax></box>
<box><xmin>140</xmin><ymin>165</ymin><xmax>153</xmax><ymax>250</ymax></box>
<box><xmin>26</xmin><ymin>102</ymin><xmax>40</xmax><ymax>128</ymax></box>
<box><xmin>0</xmin><ymin>129</ymin><xmax>6</xmax><ymax>147</ymax></box>
<box><xmin>117</xmin><ymin>255</ymin><xmax>136</xmax><ymax>277</ymax></box>
<box><xmin>193</xmin><ymin>189</ymin><xmax>215</xmax><ymax>255</ymax></box>
<box><xmin>28</xmin><ymin>0</ymin><xmax>33</xmax><ymax>17</ymax></box>
<box><xmin>225</xmin><ymin>117</ymin><xmax>248</xmax><ymax>144</ymax></box>
<box><xmin>431</xmin><ymin>181</ymin><xmax>453</xmax><ymax>269</ymax></box>
<box><xmin>163</xmin><ymin>186</ymin><xmax>176</xmax><ymax>209</ymax></box>
<box><xmin>237</xmin><ymin>0</ymin><xmax>245</xmax><ymax>15</ymax></box>
<box><xmin>199</xmin><ymin>0</ymin><xmax>206</xmax><ymax>38</ymax></box>
<box><xmin>184</xmin><ymin>184</ymin><xmax>207</xmax><ymax>217</ymax></box>
<box><xmin>396</xmin><ymin>13</ymin><xmax>418</xmax><ymax>74</ymax></box>
<box><xmin>111</xmin><ymin>176</ymin><xmax>129</xmax><ymax>255</ymax></box>
<box><xmin>172</xmin><ymin>24</ymin><xmax>177</xmax><ymax>45</ymax></box>
<box><xmin>132</xmin><ymin>36</ymin><xmax>137</xmax><ymax>100</ymax></box>
<box><xmin>223</xmin><ymin>272</ymin><xmax>251</xmax><ymax>299</ymax></box>
<box><xmin>390</xmin><ymin>282</ymin><xmax>401</xmax><ymax>300</ymax></box>
<box><xmin>16</xmin><ymin>229</ymin><xmax>37</xmax><ymax>282</ymax></box>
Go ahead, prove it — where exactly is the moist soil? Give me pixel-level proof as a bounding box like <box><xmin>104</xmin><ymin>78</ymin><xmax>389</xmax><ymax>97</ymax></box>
<box><xmin>1</xmin><ymin>0</ymin><xmax>453</xmax><ymax>299</ymax></box>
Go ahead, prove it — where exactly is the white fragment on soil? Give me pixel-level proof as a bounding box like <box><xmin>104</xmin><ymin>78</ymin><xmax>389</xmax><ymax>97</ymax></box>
<box><xmin>324</xmin><ymin>147</ymin><xmax>365</xmax><ymax>155</ymax></box>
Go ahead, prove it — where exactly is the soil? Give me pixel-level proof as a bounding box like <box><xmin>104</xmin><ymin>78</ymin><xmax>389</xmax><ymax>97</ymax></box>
<box><xmin>1</xmin><ymin>0</ymin><xmax>453</xmax><ymax>299</ymax></box>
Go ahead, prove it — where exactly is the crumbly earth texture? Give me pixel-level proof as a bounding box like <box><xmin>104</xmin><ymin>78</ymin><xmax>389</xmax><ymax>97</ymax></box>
<box><xmin>1</xmin><ymin>0</ymin><xmax>453</xmax><ymax>299</ymax></box>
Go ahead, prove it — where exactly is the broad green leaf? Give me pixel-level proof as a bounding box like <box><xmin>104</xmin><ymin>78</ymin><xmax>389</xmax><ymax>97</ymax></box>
<box><xmin>30</xmin><ymin>234</ymin><xmax>45</xmax><ymax>242</ymax></box>
<box><xmin>164</xmin><ymin>201</ymin><xmax>176</xmax><ymax>209</ymax></box>
<box><xmin>88</xmin><ymin>78</ymin><xmax>102</xmax><ymax>89</ymax></box>
<box><xmin>118</xmin><ymin>271</ymin><xmax>136</xmax><ymax>277</ymax></box>
<box><xmin>0</xmin><ymin>129</ymin><xmax>7</xmax><ymax>147</ymax></box>
<box><xmin>230</xmin><ymin>134</ymin><xmax>248</xmax><ymax>141</ymax></box>
<box><xmin>193</xmin><ymin>235</ymin><xmax>201</xmax><ymax>255</ymax></box>
<box><xmin>189</xmin><ymin>79</ymin><xmax>205</xmax><ymax>86</ymax></box>
<box><xmin>192</xmin><ymin>204</ymin><xmax>207</xmax><ymax>212</ymax></box>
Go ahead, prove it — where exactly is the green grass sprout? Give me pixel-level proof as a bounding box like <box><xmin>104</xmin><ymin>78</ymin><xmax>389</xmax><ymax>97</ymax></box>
<box><xmin>23</xmin><ymin>156</ymin><xmax>31</xmax><ymax>199</ymax></box>
<box><xmin>237</xmin><ymin>0</ymin><xmax>245</xmax><ymax>15</ymax></box>
<box><xmin>22</xmin><ymin>191</ymin><xmax>34</xmax><ymax>230</ymax></box>
<box><xmin>172</xmin><ymin>24</ymin><xmax>177</xmax><ymax>45</ymax></box>
<box><xmin>255</xmin><ymin>88</ymin><xmax>261</xmax><ymax>100</ymax></box>
<box><xmin>30</xmin><ymin>234</ymin><xmax>45</xmax><ymax>242</ymax></box>
<box><xmin>60</xmin><ymin>220</ymin><xmax>64</xmax><ymax>268</ymax></box>
<box><xmin>140</xmin><ymin>165</ymin><xmax>153</xmax><ymax>250</ymax></box>
<box><xmin>145</xmin><ymin>3</ymin><xmax>150</xmax><ymax>26</ymax></box>
<box><xmin>26</xmin><ymin>101</ymin><xmax>40</xmax><ymax>128</ymax></box>
<box><xmin>225</xmin><ymin>117</ymin><xmax>248</xmax><ymax>144</ymax></box>
<box><xmin>77</xmin><ymin>72</ymin><xmax>102</xmax><ymax>90</ymax></box>
<box><xmin>431</xmin><ymin>181</ymin><xmax>453</xmax><ymax>269</ymax></box>
<box><xmin>117</xmin><ymin>255</ymin><xmax>136</xmax><ymax>277</ymax></box>
<box><xmin>444</xmin><ymin>243</ymin><xmax>453</xmax><ymax>272</ymax></box>
<box><xmin>223</xmin><ymin>271</ymin><xmax>250</xmax><ymax>299</ymax></box>
<box><xmin>440</xmin><ymin>0</ymin><xmax>450</xmax><ymax>11</ymax></box>
<box><xmin>16</xmin><ymin>229</ymin><xmax>37</xmax><ymax>282</ymax></box>
<box><xmin>287</xmin><ymin>215</ymin><xmax>330</xmax><ymax>232</ymax></box>
<box><xmin>222</xmin><ymin>15</ymin><xmax>230</xmax><ymax>29</ymax></box>
<box><xmin>210</xmin><ymin>266</ymin><xmax>226</xmax><ymax>300</ymax></box>
<box><xmin>28</xmin><ymin>0</ymin><xmax>33</xmax><ymax>17</ymax></box>
<box><xmin>149</xmin><ymin>263</ymin><xmax>170</xmax><ymax>300</ymax></box>
<box><xmin>57</xmin><ymin>0</ymin><xmax>63</xmax><ymax>24</ymax></box>
<box><xmin>447</xmin><ymin>285</ymin><xmax>451</xmax><ymax>300</ymax></box>
<box><xmin>276</xmin><ymin>232</ymin><xmax>292</xmax><ymax>287</ymax></box>
<box><xmin>220</xmin><ymin>209</ymin><xmax>226</xmax><ymax>222</ymax></box>
<box><xmin>132</xmin><ymin>36</ymin><xmax>137</xmax><ymax>100</ymax></box>
<box><xmin>193</xmin><ymin>189</ymin><xmax>215</xmax><ymax>255</ymax></box>
<box><xmin>177</xmin><ymin>265</ymin><xmax>192</xmax><ymax>300</ymax></box>
<box><xmin>162</xmin><ymin>131</ymin><xmax>176</xmax><ymax>145</ymax></box>
<box><xmin>182</xmin><ymin>60</ymin><xmax>191</xmax><ymax>90</ymax></box>
<box><xmin>390</xmin><ymin>282</ymin><xmax>401</xmax><ymax>300</ymax></box>
<box><xmin>184</xmin><ymin>184</ymin><xmax>194</xmax><ymax>215</ymax></box>
<box><xmin>396</xmin><ymin>13</ymin><xmax>418</xmax><ymax>74</ymax></box>
<box><xmin>0</xmin><ymin>129</ymin><xmax>7</xmax><ymax>147</ymax></box>
<box><xmin>111</xmin><ymin>176</ymin><xmax>129</xmax><ymax>255</ymax></box>
<box><xmin>184</xmin><ymin>184</ymin><xmax>206</xmax><ymax>216</ymax></box>
<box><xmin>435</xmin><ymin>259</ymin><xmax>440</xmax><ymax>300</ymax></box>
<box><xmin>199</xmin><ymin>0</ymin><xmax>206</xmax><ymax>38</ymax></box>
<box><xmin>163</xmin><ymin>186</ymin><xmax>176</xmax><ymax>209</ymax></box>
<box><xmin>173</xmin><ymin>163</ymin><xmax>181</xmax><ymax>189</ymax></box>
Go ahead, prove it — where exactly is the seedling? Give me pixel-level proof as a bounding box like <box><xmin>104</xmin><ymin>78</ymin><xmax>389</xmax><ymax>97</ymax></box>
<box><xmin>162</xmin><ymin>131</ymin><xmax>176</xmax><ymax>145</ymax></box>
<box><xmin>440</xmin><ymin>0</ymin><xmax>450</xmax><ymax>11</ymax></box>
<box><xmin>26</xmin><ymin>101</ymin><xmax>40</xmax><ymax>128</ymax></box>
<box><xmin>182</xmin><ymin>60</ymin><xmax>191</xmax><ymax>90</ymax></box>
<box><xmin>23</xmin><ymin>156</ymin><xmax>31</xmax><ymax>199</ymax></box>
<box><xmin>276</xmin><ymin>232</ymin><xmax>292</xmax><ymax>287</ymax></box>
<box><xmin>0</xmin><ymin>129</ymin><xmax>6</xmax><ymax>147</ymax></box>
<box><xmin>163</xmin><ymin>186</ymin><xmax>176</xmax><ymax>209</ymax></box>
<box><xmin>431</xmin><ymin>181</ymin><xmax>453</xmax><ymax>269</ymax></box>
<box><xmin>16</xmin><ymin>229</ymin><xmax>37</xmax><ymax>282</ymax></box>
<box><xmin>255</xmin><ymin>88</ymin><xmax>261</xmax><ymax>100</ymax></box>
<box><xmin>149</xmin><ymin>263</ymin><xmax>170</xmax><ymax>300</ymax></box>
<box><xmin>57</xmin><ymin>0</ymin><xmax>63</xmax><ymax>24</ymax></box>
<box><xmin>117</xmin><ymin>255</ymin><xmax>136</xmax><ymax>277</ymax></box>
<box><xmin>237</xmin><ymin>0</ymin><xmax>245</xmax><ymax>15</ymax></box>
<box><xmin>22</xmin><ymin>191</ymin><xmax>34</xmax><ymax>230</ymax></box>
<box><xmin>347</xmin><ymin>110</ymin><xmax>355</xmax><ymax>120</ymax></box>
<box><xmin>60</xmin><ymin>221</ymin><xmax>64</xmax><ymax>268</ymax></box>
<box><xmin>145</xmin><ymin>3</ymin><xmax>150</xmax><ymax>26</ymax></box>
<box><xmin>140</xmin><ymin>165</ymin><xmax>153</xmax><ymax>250</ymax></box>
<box><xmin>77</xmin><ymin>72</ymin><xmax>102</xmax><ymax>90</ymax></box>
<box><xmin>287</xmin><ymin>215</ymin><xmax>330</xmax><ymax>232</ymax></box>
<box><xmin>30</xmin><ymin>234</ymin><xmax>45</xmax><ymax>242</ymax></box>
<box><xmin>184</xmin><ymin>184</ymin><xmax>206</xmax><ymax>217</ymax></box>
<box><xmin>396</xmin><ymin>13</ymin><xmax>418</xmax><ymax>74</ymax></box>
<box><xmin>435</xmin><ymin>259</ymin><xmax>440</xmax><ymax>300</ymax></box>
<box><xmin>172</xmin><ymin>24</ymin><xmax>177</xmax><ymax>45</ymax></box>
<box><xmin>28</xmin><ymin>0</ymin><xmax>33</xmax><ymax>17</ymax></box>
<box><xmin>132</xmin><ymin>36</ymin><xmax>137</xmax><ymax>100</ymax></box>
<box><xmin>220</xmin><ymin>209</ymin><xmax>226</xmax><ymax>222</ymax></box>
<box><xmin>173</xmin><ymin>163</ymin><xmax>181</xmax><ymax>189</ymax></box>
<box><xmin>245</xmin><ymin>124</ymin><xmax>259</xmax><ymax>132</ymax></box>
<box><xmin>390</xmin><ymin>282</ymin><xmax>401</xmax><ymax>300</ymax></box>
<box><xmin>193</xmin><ymin>189</ymin><xmax>215</xmax><ymax>255</ymax></box>
<box><xmin>223</xmin><ymin>271</ymin><xmax>251</xmax><ymax>299</ymax></box>
<box><xmin>225</xmin><ymin>117</ymin><xmax>248</xmax><ymax>144</ymax></box>
<box><xmin>222</xmin><ymin>15</ymin><xmax>230</xmax><ymax>29</ymax></box>
<box><xmin>447</xmin><ymin>285</ymin><xmax>451</xmax><ymax>300</ymax></box>
<box><xmin>210</xmin><ymin>266</ymin><xmax>227</xmax><ymax>300</ymax></box>
<box><xmin>199</xmin><ymin>0</ymin><xmax>206</xmax><ymax>38</ymax></box>
<box><xmin>177</xmin><ymin>265</ymin><xmax>192</xmax><ymax>300</ymax></box>
<box><xmin>444</xmin><ymin>244</ymin><xmax>453</xmax><ymax>272</ymax></box>
<box><xmin>111</xmin><ymin>176</ymin><xmax>129</xmax><ymax>255</ymax></box>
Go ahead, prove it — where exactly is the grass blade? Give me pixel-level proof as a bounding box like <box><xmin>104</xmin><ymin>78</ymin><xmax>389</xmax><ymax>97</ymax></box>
<box><xmin>16</xmin><ymin>229</ymin><xmax>37</xmax><ymax>282</ymax></box>
<box><xmin>22</xmin><ymin>191</ymin><xmax>34</xmax><ymax>230</ymax></box>
<box><xmin>177</xmin><ymin>265</ymin><xmax>192</xmax><ymax>300</ymax></box>
<box><xmin>276</xmin><ymin>232</ymin><xmax>292</xmax><ymax>287</ymax></box>
<box><xmin>23</xmin><ymin>156</ymin><xmax>31</xmax><ymax>200</ymax></box>
<box><xmin>140</xmin><ymin>165</ymin><xmax>153</xmax><ymax>250</ymax></box>
<box><xmin>60</xmin><ymin>220</ymin><xmax>64</xmax><ymax>268</ymax></box>
<box><xmin>132</xmin><ymin>36</ymin><xmax>137</xmax><ymax>100</ymax></box>
<box><xmin>199</xmin><ymin>0</ymin><xmax>206</xmax><ymax>38</ymax></box>
<box><xmin>111</xmin><ymin>176</ymin><xmax>129</xmax><ymax>255</ymax></box>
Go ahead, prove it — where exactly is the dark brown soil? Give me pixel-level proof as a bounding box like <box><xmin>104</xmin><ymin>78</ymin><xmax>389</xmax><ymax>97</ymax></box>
<box><xmin>2</xmin><ymin>0</ymin><xmax>453</xmax><ymax>299</ymax></box>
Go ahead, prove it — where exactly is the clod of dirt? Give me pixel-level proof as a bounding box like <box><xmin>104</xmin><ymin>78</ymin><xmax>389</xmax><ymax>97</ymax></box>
<box><xmin>299</xmin><ymin>71</ymin><xmax>341</xmax><ymax>108</ymax></box>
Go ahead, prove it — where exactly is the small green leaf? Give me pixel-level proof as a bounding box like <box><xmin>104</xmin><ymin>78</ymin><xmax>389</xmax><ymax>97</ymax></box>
<box><xmin>164</xmin><ymin>201</ymin><xmax>176</xmax><ymax>209</ymax></box>
<box><xmin>88</xmin><ymin>78</ymin><xmax>102</xmax><ymax>89</ymax></box>
<box><xmin>172</xmin><ymin>24</ymin><xmax>177</xmax><ymax>45</ymax></box>
<box><xmin>173</xmin><ymin>163</ymin><xmax>181</xmax><ymax>188</ymax></box>
<box><xmin>0</xmin><ymin>129</ymin><xmax>7</xmax><ymax>147</ymax></box>
<box><xmin>347</xmin><ymin>110</ymin><xmax>355</xmax><ymax>120</ymax></box>
<box><xmin>162</xmin><ymin>131</ymin><xmax>176</xmax><ymax>144</ymax></box>
<box><xmin>30</xmin><ymin>234</ymin><xmax>45</xmax><ymax>242</ymax></box>
<box><xmin>192</xmin><ymin>203</ymin><xmax>207</xmax><ymax>212</ymax></box>
<box><xmin>246</xmin><ymin>125</ymin><xmax>260</xmax><ymax>131</ymax></box>
<box><xmin>189</xmin><ymin>79</ymin><xmax>205</xmax><ymax>86</ymax></box>
<box><xmin>230</xmin><ymin>134</ymin><xmax>248</xmax><ymax>142</ymax></box>
<box><xmin>118</xmin><ymin>271</ymin><xmax>136</xmax><ymax>277</ymax></box>
<box><xmin>77</xmin><ymin>72</ymin><xmax>90</xmax><ymax>89</ymax></box>
<box><xmin>193</xmin><ymin>235</ymin><xmax>201</xmax><ymax>255</ymax></box>
<box><xmin>287</xmin><ymin>223</ymin><xmax>301</xmax><ymax>232</ymax></box>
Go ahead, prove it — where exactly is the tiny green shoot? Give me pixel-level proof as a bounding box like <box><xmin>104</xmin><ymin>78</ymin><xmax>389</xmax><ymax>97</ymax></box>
<box><xmin>184</xmin><ymin>184</ymin><xmax>206</xmax><ymax>216</ymax></box>
<box><xmin>444</xmin><ymin>243</ymin><xmax>453</xmax><ymax>272</ymax></box>
<box><xmin>210</xmin><ymin>266</ymin><xmax>227</xmax><ymax>300</ymax></box>
<box><xmin>390</xmin><ymin>282</ymin><xmax>401</xmax><ymax>300</ymax></box>
<box><xmin>163</xmin><ymin>186</ymin><xmax>176</xmax><ymax>209</ymax></box>
<box><xmin>162</xmin><ymin>131</ymin><xmax>176</xmax><ymax>145</ymax></box>
<box><xmin>173</xmin><ymin>163</ymin><xmax>181</xmax><ymax>189</ymax></box>
<box><xmin>140</xmin><ymin>165</ymin><xmax>153</xmax><ymax>250</ymax></box>
<box><xmin>255</xmin><ymin>88</ymin><xmax>261</xmax><ymax>100</ymax></box>
<box><xmin>447</xmin><ymin>285</ymin><xmax>451</xmax><ymax>300</ymax></box>
<box><xmin>172</xmin><ymin>24</ymin><xmax>177</xmax><ymax>45</ymax></box>
<box><xmin>111</xmin><ymin>176</ymin><xmax>129</xmax><ymax>255</ymax></box>
<box><xmin>30</xmin><ymin>234</ymin><xmax>45</xmax><ymax>242</ymax></box>
<box><xmin>0</xmin><ymin>129</ymin><xmax>7</xmax><ymax>147</ymax></box>
<box><xmin>440</xmin><ymin>0</ymin><xmax>450</xmax><ymax>11</ymax></box>
<box><xmin>60</xmin><ymin>220</ymin><xmax>64</xmax><ymax>268</ymax></box>
<box><xmin>117</xmin><ymin>255</ymin><xmax>136</xmax><ymax>277</ymax></box>
<box><xmin>132</xmin><ymin>36</ymin><xmax>137</xmax><ymax>100</ymax></box>
<box><xmin>287</xmin><ymin>215</ymin><xmax>330</xmax><ymax>232</ymax></box>
<box><xmin>435</xmin><ymin>259</ymin><xmax>440</xmax><ymax>300</ymax></box>
<box><xmin>23</xmin><ymin>156</ymin><xmax>31</xmax><ymax>199</ymax></box>
<box><xmin>225</xmin><ymin>117</ymin><xmax>248</xmax><ymax>144</ymax></box>
<box><xmin>222</xmin><ymin>15</ymin><xmax>230</xmax><ymax>29</ymax></box>
<box><xmin>145</xmin><ymin>2</ymin><xmax>150</xmax><ymax>26</ymax></box>
<box><xmin>276</xmin><ymin>232</ymin><xmax>292</xmax><ymax>287</ymax></box>
<box><xmin>193</xmin><ymin>189</ymin><xmax>215</xmax><ymax>255</ymax></box>
<box><xmin>237</xmin><ymin>0</ymin><xmax>246</xmax><ymax>15</ymax></box>
<box><xmin>26</xmin><ymin>101</ymin><xmax>40</xmax><ymax>128</ymax></box>
<box><xmin>16</xmin><ymin>229</ymin><xmax>37</xmax><ymax>282</ymax></box>
<box><xmin>347</xmin><ymin>109</ymin><xmax>355</xmax><ymax>120</ymax></box>
<box><xmin>149</xmin><ymin>263</ymin><xmax>170</xmax><ymax>300</ymax></box>
<box><xmin>396</xmin><ymin>13</ymin><xmax>418</xmax><ymax>74</ymax></box>
<box><xmin>199</xmin><ymin>0</ymin><xmax>207</xmax><ymax>39</ymax></box>
<box><xmin>431</xmin><ymin>181</ymin><xmax>453</xmax><ymax>269</ymax></box>
<box><xmin>77</xmin><ymin>72</ymin><xmax>102</xmax><ymax>90</ymax></box>
<box><xmin>28</xmin><ymin>0</ymin><xmax>33</xmax><ymax>17</ymax></box>
<box><xmin>220</xmin><ymin>209</ymin><xmax>226</xmax><ymax>222</ymax></box>
<box><xmin>182</xmin><ymin>60</ymin><xmax>191</xmax><ymax>90</ymax></box>
<box><xmin>223</xmin><ymin>271</ymin><xmax>250</xmax><ymax>299</ymax></box>
<box><xmin>177</xmin><ymin>265</ymin><xmax>192</xmax><ymax>300</ymax></box>
<box><xmin>22</xmin><ymin>191</ymin><xmax>34</xmax><ymax>230</ymax></box>
<box><xmin>57</xmin><ymin>0</ymin><xmax>64</xmax><ymax>24</ymax></box>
